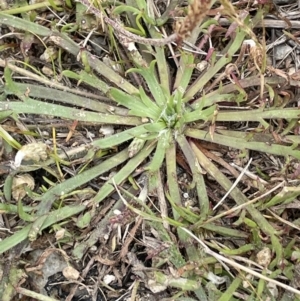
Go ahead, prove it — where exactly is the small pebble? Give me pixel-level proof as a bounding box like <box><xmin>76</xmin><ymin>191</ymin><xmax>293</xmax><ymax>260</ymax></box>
<box><xmin>274</xmin><ymin>44</ymin><xmax>293</xmax><ymax>61</ymax></box>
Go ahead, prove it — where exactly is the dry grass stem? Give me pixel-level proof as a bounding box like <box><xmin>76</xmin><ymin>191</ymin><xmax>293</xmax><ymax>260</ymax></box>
<box><xmin>213</xmin><ymin>158</ymin><xmax>253</xmax><ymax>210</ymax></box>
<box><xmin>204</xmin><ymin>181</ymin><xmax>286</xmax><ymax>225</ymax></box>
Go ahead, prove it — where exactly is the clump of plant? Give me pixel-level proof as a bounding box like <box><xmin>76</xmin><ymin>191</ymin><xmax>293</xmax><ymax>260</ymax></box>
<box><xmin>1</xmin><ymin>0</ymin><xmax>300</xmax><ymax>300</ymax></box>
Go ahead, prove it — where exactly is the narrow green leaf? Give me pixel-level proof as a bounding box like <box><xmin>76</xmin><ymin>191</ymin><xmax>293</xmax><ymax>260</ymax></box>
<box><xmin>146</xmin><ymin>136</ymin><xmax>168</xmax><ymax>171</ymax></box>
<box><xmin>174</xmin><ymin>52</ymin><xmax>195</xmax><ymax>92</ymax></box>
<box><xmin>109</xmin><ymin>88</ymin><xmax>141</xmax><ymax>109</ymax></box>
<box><xmin>139</xmin><ymin>86</ymin><xmax>160</xmax><ymax>115</ymax></box>
<box><xmin>217</xmin><ymin>277</ymin><xmax>242</xmax><ymax>301</ymax></box>
<box><xmin>185</xmin><ymin>128</ymin><xmax>300</xmax><ymax>160</ymax></box>
<box><xmin>0</xmin><ymin>204</ymin><xmax>86</xmax><ymax>254</ymax></box>
<box><xmin>144</xmin><ymin>121</ymin><xmax>166</xmax><ymax>133</ymax></box>
<box><xmin>4</xmin><ymin>67</ymin><xmax>24</xmax><ymax>98</ymax></box>
<box><xmin>109</xmin><ymin>88</ymin><xmax>158</xmax><ymax>119</ymax></box>
<box><xmin>200</xmin><ymin>18</ymin><xmax>219</xmax><ymax>29</ymax></box>
<box><xmin>184</xmin><ymin>105</ymin><xmax>216</xmax><ymax>123</ymax></box>
<box><xmin>186</xmin><ymin>27</ymin><xmax>247</xmax><ymax>98</ymax></box>
<box><xmin>62</xmin><ymin>70</ymin><xmax>110</xmax><ymax>93</ymax></box>
<box><xmin>261</xmin><ymin>186</ymin><xmax>300</xmax><ymax>210</ymax></box>
<box><xmin>127</xmin><ymin>61</ymin><xmax>166</xmax><ymax>106</ymax></box>
<box><xmin>177</xmin><ymin>136</ymin><xmax>210</xmax><ymax>218</ymax></box>
<box><xmin>18</xmin><ymin>199</ymin><xmax>35</xmax><ymax>222</ymax></box>
<box><xmin>193</xmin><ymin>93</ymin><xmax>235</xmax><ymax>109</ymax></box>
<box><xmin>216</xmin><ymin>108</ymin><xmax>300</xmax><ymax>122</ymax></box>
<box><xmin>165</xmin><ymin>142</ymin><xmax>182</xmax><ymax>212</ymax></box>
<box><xmin>10</xmin><ymin>81</ymin><xmax>116</xmax><ymax>114</ymax></box>
<box><xmin>93</xmin><ymin>124</ymin><xmax>149</xmax><ymax>149</ymax></box>
<box><xmin>0</xmin><ymin>125</ymin><xmax>22</xmax><ymax>149</ymax></box>
<box><xmin>76</xmin><ymin>211</ymin><xmax>92</xmax><ymax>229</ymax></box>
<box><xmin>0</xmin><ymin>98</ymin><xmax>142</xmax><ymax>126</ymax></box>
<box><xmin>166</xmin><ymin>193</ymin><xmax>200</xmax><ymax>224</ymax></box>
<box><xmin>113</xmin><ymin>5</ymin><xmax>140</xmax><ymax>15</ymax></box>
<box><xmin>4</xmin><ymin>174</ymin><xmax>13</xmax><ymax>202</ymax></box>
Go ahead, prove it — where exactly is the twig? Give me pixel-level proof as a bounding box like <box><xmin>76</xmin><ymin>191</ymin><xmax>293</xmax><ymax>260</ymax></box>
<box><xmin>76</xmin><ymin>0</ymin><xmax>177</xmax><ymax>46</ymax></box>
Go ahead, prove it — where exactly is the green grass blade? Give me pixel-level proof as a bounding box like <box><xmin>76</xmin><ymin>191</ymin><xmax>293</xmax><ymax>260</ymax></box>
<box><xmin>36</xmin><ymin>148</ymin><xmax>130</xmax><ymax>216</ymax></box>
<box><xmin>185</xmin><ymin>27</ymin><xmax>246</xmax><ymax>99</ymax></box>
<box><xmin>173</xmin><ymin>52</ymin><xmax>195</xmax><ymax>92</ymax></box>
<box><xmin>190</xmin><ymin>142</ymin><xmax>282</xmax><ymax>267</ymax></box>
<box><xmin>153</xmin><ymin>271</ymin><xmax>200</xmax><ymax>290</ymax></box>
<box><xmin>260</xmin><ymin>186</ymin><xmax>300</xmax><ymax>210</ymax></box>
<box><xmin>128</xmin><ymin>61</ymin><xmax>166</xmax><ymax>107</ymax></box>
<box><xmin>0</xmin><ymin>204</ymin><xmax>86</xmax><ymax>254</ymax></box>
<box><xmin>8</xmin><ymin>82</ymin><xmax>123</xmax><ymax>114</ymax></box>
<box><xmin>62</xmin><ymin>70</ymin><xmax>110</xmax><ymax>94</ymax></box>
<box><xmin>177</xmin><ymin>135</ymin><xmax>210</xmax><ymax>219</ymax></box>
<box><xmin>193</xmin><ymin>93</ymin><xmax>237</xmax><ymax>108</ymax></box>
<box><xmin>139</xmin><ymin>86</ymin><xmax>161</xmax><ymax>114</ymax></box>
<box><xmin>184</xmin><ymin>105</ymin><xmax>216</xmax><ymax>123</ymax></box>
<box><xmin>0</xmin><ymin>99</ymin><xmax>142</xmax><ymax>125</ymax></box>
<box><xmin>72</xmin><ymin>142</ymin><xmax>156</xmax><ymax>259</ymax></box>
<box><xmin>216</xmin><ymin>108</ymin><xmax>300</xmax><ymax>122</ymax></box>
<box><xmin>217</xmin><ymin>277</ymin><xmax>242</xmax><ymax>301</ymax></box>
<box><xmin>93</xmin><ymin>124</ymin><xmax>149</xmax><ymax>149</ymax></box>
<box><xmin>149</xmin><ymin>35</ymin><xmax>170</xmax><ymax>93</ymax></box>
<box><xmin>166</xmin><ymin>193</ymin><xmax>200</xmax><ymax>224</ymax></box>
<box><xmin>165</xmin><ymin>142</ymin><xmax>201</xmax><ymax>265</ymax></box>
<box><xmin>165</xmin><ymin>141</ymin><xmax>183</xmax><ymax>217</ymax></box>
<box><xmin>185</xmin><ymin>128</ymin><xmax>300</xmax><ymax>160</ymax></box>
<box><xmin>109</xmin><ymin>88</ymin><xmax>158</xmax><ymax>119</ymax></box>
<box><xmin>146</xmin><ymin>135</ymin><xmax>169</xmax><ymax>171</ymax></box>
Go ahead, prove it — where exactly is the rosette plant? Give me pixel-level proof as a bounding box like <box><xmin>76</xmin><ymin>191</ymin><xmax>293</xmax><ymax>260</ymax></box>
<box><xmin>1</xmin><ymin>0</ymin><xmax>300</xmax><ymax>299</ymax></box>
